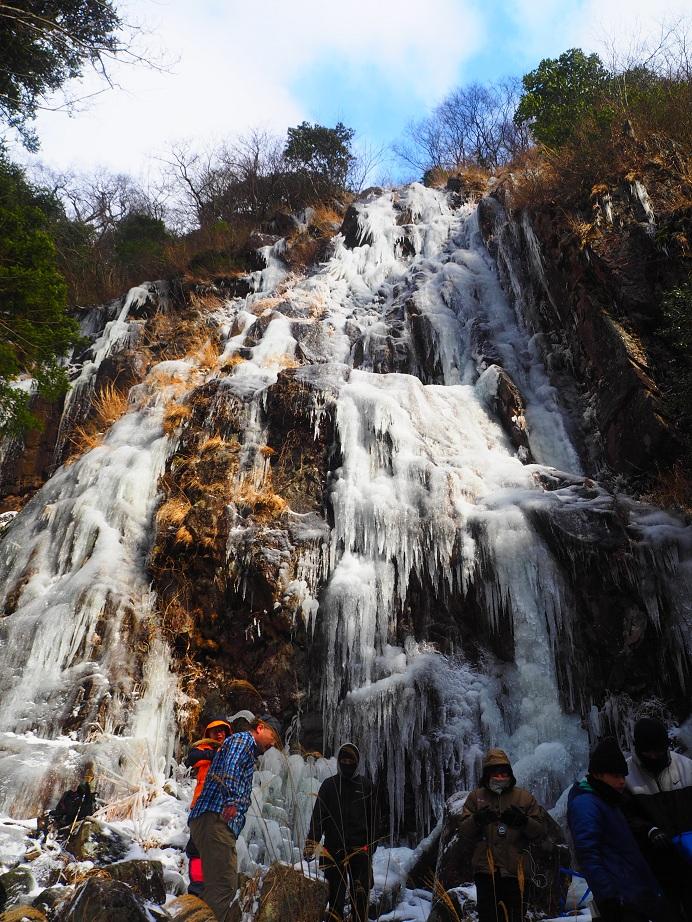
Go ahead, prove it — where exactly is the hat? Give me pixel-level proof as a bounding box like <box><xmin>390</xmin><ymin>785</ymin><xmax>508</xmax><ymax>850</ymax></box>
<box><xmin>588</xmin><ymin>737</ymin><xmax>628</xmax><ymax>776</ymax></box>
<box><xmin>258</xmin><ymin>714</ymin><xmax>283</xmax><ymax>741</ymax></box>
<box><xmin>633</xmin><ymin>718</ymin><xmax>669</xmax><ymax>754</ymax></box>
<box><xmin>481</xmin><ymin>748</ymin><xmax>516</xmax><ymax>786</ymax></box>
<box><xmin>337</xmin><ymin>743</ymin><xmax>360</xmax><ymax>764</ymax></box>
<box><xmin>205</xmin><ymin>719</ymin><xmax>232</xmax><ymax>737</ymax></box>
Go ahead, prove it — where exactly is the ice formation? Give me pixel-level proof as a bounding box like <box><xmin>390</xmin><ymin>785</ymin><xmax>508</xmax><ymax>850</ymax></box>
<box><xmin>0</xmin><ymin>183</ymin><xmax>690</xmax><ymax>894</ymax></box>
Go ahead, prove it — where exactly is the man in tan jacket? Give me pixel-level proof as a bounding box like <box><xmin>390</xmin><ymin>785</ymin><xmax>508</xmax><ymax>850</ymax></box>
<box><xmin>456</xmin><ymin>749</ymin><xmax>545</xmax><ymax>922</ymax></box>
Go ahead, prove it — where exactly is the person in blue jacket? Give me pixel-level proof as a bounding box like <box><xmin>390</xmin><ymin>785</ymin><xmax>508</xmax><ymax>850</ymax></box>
<box><xmin>567</xmin><ymin>737</ymin><xmax>665</xmax><ymax>922</ymax></box>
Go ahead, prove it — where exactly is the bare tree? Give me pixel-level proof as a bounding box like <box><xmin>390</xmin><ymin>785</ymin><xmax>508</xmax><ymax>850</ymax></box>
<box><xmin>394</xmin><ymin>78</ymin><xmax>530</xmax><ymax>174</ymax></box>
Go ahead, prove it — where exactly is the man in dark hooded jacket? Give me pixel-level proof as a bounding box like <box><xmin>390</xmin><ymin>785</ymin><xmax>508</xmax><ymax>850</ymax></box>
<box><xmin>625</xmin><ymin>717</ymin><xmax>692</xmax><ymax>922</ymax></box>
<box><xmin>456</xmin><ymin>748</ymin><xmax>544</xmax><ymax>922</ymax></box>
<box><xmin>304</xmin><ymin>743</ymin><xmax>380</xmax><ymax>922</ymax></box>
<box><xmin>567</xmin><ymin>737</ymin><xmax>665</xmax><ymax>922</ymax></box>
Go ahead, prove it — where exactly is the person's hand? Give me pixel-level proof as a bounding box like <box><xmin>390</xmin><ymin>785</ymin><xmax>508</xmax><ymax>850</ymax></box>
<box><xmin>500</xmin><ymin>805</ymin><xmax>528</xmax><ymax>828</ymax></box>
<box><xmin>648</xmin><ymin>827</ymin><xmax>672</xmax><ymax>851</ymax></box>
<box><xmin>221</xmin><ymin>803</ymin><xmax>238</xmax><ymax>823</ymax></box>
<box><xmin>473</xmin><ymin>806</ymin><xmax>499</xmax><ymax>828</ymax></box>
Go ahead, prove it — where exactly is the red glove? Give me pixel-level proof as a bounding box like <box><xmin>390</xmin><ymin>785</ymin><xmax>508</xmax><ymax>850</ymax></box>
<box><xmin>221</xmin><ymin>804</ymin><xmax>238</xmax><ymax>823</ymax></box>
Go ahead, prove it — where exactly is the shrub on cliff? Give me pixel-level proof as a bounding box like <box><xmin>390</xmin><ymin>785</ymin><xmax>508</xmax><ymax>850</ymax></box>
<box><xmin>514</xmin><ymin>49</ymin><xmax>612</xmax><ymax>148</ymax></box>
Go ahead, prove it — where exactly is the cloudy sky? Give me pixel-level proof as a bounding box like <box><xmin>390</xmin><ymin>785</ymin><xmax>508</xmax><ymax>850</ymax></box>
<box><xmin>17</xmin><ymin>0</ymin><xmax>691</xmax><ymax>179</ymax></box>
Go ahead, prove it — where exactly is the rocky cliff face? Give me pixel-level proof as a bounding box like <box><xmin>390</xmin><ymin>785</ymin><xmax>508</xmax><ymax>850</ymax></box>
<box><xmin>476</xmin><ymin>147</ymin><xmax>690</xmax><ymax>485</ymax></box>
<box><xmin>0</xmin><ymin>183</ymin><xmax>689</xmax><ymax>856</ymax></box>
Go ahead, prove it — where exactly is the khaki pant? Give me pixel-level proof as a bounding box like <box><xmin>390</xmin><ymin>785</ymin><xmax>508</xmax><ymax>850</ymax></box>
<box><xmin>189</xmin><ymin>812</ymin><xmax>238</xmax><ymax>922</ymax></box>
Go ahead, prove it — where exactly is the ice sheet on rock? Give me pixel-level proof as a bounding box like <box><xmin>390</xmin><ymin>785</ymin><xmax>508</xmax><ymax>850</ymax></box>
<box><xmin>0</xmin><ymin>396</ymin><xmax>177</xmax><ymax>814</ymax></box>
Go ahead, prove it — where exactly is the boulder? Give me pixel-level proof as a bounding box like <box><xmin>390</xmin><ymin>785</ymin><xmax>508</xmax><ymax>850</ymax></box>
<box><xmin>62</xmin><ymin>876</ymin><xmax>153</xmax><ymax>922</ymax></box>
<box><xmin>0</xmin><ymin>908</ymin><xmax>48</xmax><ymax>922</ymax></box>
<box><xmin>65</xmin><ymin>820</ymin><xmax>130</xmax><ymax>865</ymax></box>
<box><xmin>340</xmin><ymin>205</ymin><xmax>372</xmax><ymax>249</ymax></box>
<box><xmin>166</xmin><ymin>894</ymin><xmax>215</xmax><ymax>920</ymax></box>
<box><xmin>32</xmin><ymin>886</ymin><xmax>73</xmax><ymax>920</ymax></box>
<box><xmin>0</xmin><ymin>868</ymin><xmax>36</xmax><ymax>907</ymax></box>
<box><xmin>250</xmin><ymin>864</ymin><xmax>328</xmax><ymax>922</ymax></box>
<box><xmin>106</xmin><ymin>860</ymin><xmax>166</xmax><ymax>904</ymax></box>
<box><xmin>428</xmin><ymin>886</ymin><xmax>468</xmax><ymax>922</ymax></box>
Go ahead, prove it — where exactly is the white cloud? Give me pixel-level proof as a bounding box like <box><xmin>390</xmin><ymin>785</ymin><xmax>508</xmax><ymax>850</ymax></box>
<box><xmin>25</xmin><ymin>0</ymin><xmax>483</xmax><ymax>175</ymax></box>
<box><xmin>16</xmin><ymin>0</ymin><xmax>690</xmax><ymax>177</ymax></box>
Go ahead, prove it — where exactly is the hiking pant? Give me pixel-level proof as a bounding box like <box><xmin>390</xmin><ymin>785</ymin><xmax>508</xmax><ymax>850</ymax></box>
<box><xmin>189</xmin><ymin>812</ymin><xmax>238</xmax><ymax>922</ymax></box>
<box><xmin>323</xmin><ymin>850</ymin><xmax>371</xmax><ymax>922</ymax></box>
<box><xmin>475</xmin><ymin>873</ymin><xmax>522</xmax><ymax>922</ymax></box>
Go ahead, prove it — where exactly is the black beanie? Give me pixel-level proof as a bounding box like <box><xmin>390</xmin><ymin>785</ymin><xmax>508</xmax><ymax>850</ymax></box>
<box><xmin>633</xmin><ymin>718</ymin><xmax>669</xmax><ymax>753</ymax></box>
<box><xmin>588</xmin><ymin>737</ymin><xmax>628</xmax><ymax>776</ymax></box>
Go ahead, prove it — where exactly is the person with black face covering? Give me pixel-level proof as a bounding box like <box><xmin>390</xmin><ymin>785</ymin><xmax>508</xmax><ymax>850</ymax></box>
<box><xmin>625</xmin><ymin>718</ymin><xmax>692</xmax><ymax>922</ymax></box>
<box><xmin>568</xmin><ymin>737</ymin><xmax>665</xmax><ymax>922</ymax></box>
<box><xmin>304</xmin><ymin>743</ymin><xmax>380</xmax><ymax>922</ymax></box>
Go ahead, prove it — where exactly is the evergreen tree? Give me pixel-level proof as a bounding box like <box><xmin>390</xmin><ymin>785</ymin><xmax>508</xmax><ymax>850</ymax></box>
<box><xmin>514</xmin><ymin>49</ymin><xmax>610</xmax><ymax>147</ymax></box>
<box><xmin>0</xmin><ymin>156</ymin><xmax>80</xmax><ymax>434</ymax></box>
<box><xmin>0</xmin><ymin>1</ymin><xmax>121</xmax><ymax>148</ymax></box>
<box><xmin>284</xmin><ymin>122</ymin><xmax>355</xmax><ymax>191</ymax></box>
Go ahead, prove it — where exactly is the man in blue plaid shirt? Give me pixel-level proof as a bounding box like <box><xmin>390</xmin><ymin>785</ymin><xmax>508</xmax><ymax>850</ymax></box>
<box><xmin>188</xmin><ymin>716</ymin><xmax>280</xmax><ymax>921</ymax></box>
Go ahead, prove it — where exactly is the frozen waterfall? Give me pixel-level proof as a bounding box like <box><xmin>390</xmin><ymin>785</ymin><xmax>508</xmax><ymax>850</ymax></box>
<box><xmin>0</xmin><ymin>183</ymin><xmax>689</xmax><ymax>868</ymax></box>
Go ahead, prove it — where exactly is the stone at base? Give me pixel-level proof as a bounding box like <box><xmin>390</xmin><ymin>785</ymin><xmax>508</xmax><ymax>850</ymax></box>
<box><xmin>166</xmin><ymin>894</ymin><xmax>216</xmax><ymax>921</ymax></box>
<box><xmin>251</xmin><ymin>864</ymin><xmax>328</xmax><ymax>922</ymax></box>
<box><xmin>0</xmin><ymin>908</ymin><xmax>48</xmax><ymax>922</ymax></box>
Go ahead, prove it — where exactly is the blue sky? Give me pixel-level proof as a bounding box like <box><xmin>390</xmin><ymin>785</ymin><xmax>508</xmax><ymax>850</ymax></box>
<box><xmin>17</xmin><ymin>0</ymin><xmax>691</xmax><ymax>180</ymax></box>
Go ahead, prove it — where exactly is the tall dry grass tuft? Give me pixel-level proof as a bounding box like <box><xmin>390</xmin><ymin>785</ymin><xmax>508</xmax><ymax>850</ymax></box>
<box><xmin>66</xmin><ymin>383</ymin><xmax>130</xmax><ymax>462</ymax></box>
<box><xmin>233</xmin><ymin>477</ymin><xmax>287</xmax><ymax>521</ymax></box>
<box><xmin>163</xmin><ymin>400</ymin><xmax>193</xmax><ymax>434</ymax></box>
<box><xmin>156</xmin><ymin>495</ymin><xmax>192</xmax><ymax>529</ymax></box>
<box><xmin>93</xmin><ymin>383</ymin><xmax>130</xmax><ymax>426</ymax></box>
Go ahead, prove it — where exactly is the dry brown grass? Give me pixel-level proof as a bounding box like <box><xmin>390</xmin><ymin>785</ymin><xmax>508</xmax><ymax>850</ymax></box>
<box><xmin>175</xmin><ymin>525</ymin><xmax>194</xmax><ymax>546</ymax></box>
<box><xmin>93</xmin><ymin>382</ymin><xmax>129</xmax><ymax>426</ymax></box>
<box><xmin>644</xmin><ymin>463</ymin><xmax>692</xmax><ymax>515</ymax></box>
<box><xmin>262</xmin><ymin>353</ymin><xmax>300</xmax><ymax>369</ymax></box>
<box><xmin>156</xmin><ymin>496</ymin><xmax>191</xmax><ymax>528</ymax></box>
<box><xmin>233</xmin><ymin>477</ymin><xmax>287</xmax><ymax>520</ymax></box>
<box><xmin>311</xmin><ymin>204</ymin><xmax>344</xmax><ymax>235</ymax></box>
<box><xmin>220</xmin><ymin>353</ymin><xmax>247</xmax><ymax>371</ymax></box>
<box><xmin>196</xmin><ymin>338</ymin><xmax>220</xmax><ymax>370</ymax></box>
<box><xmin>198</xmin><ymin>434</ymin><xmax>225</xmax><ymax>454</ymax></box>
<box><xmin>228</xmin><ymin>678</ymin><xmax>263</xmax><ymax>698</ymax></box>
<box><xmin>423</xmin><ymin>165</ymin><xmax>454</xmax><ymax>188</ymax></box>
<box><xmin>65</xmin><ymin>383</ymin><xmax>130</xmax><ymax>463</ymax></box>
<box><xmin>250</xmin><ymin>295</ymin><xmax>284</xmax><ymax>316</ymax></box>
<box><xmin>163</xmin><ymin>401</ymin><xmax>193</xmax><ymax>434</ymax></box>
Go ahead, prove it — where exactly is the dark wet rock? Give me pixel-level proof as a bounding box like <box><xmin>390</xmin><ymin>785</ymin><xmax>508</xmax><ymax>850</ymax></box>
<box><xmin>62</xmin><ymin>876</ymin><xmax>152</xmax><ymax>922</ymax></box>
<box><xmin>428</xmin><ymin>887</ymin><xmax>468</xmax><ymax>922</ymax></box>
<box><xmin>269</xmin><ymin>212</ymin><xmax>301</xmax><ymax>236</ymax></box>
<box><xmin>340</xmin><ymin>205</ymin><xmax>372</xmax><ymax>249</ymax></box>
<box><xmin>107</xmin><ymin>860</ymin><xmax>165</xmax><ymax>904</ymax></box>
<box><xmin>476</xmin><ymin>364</ymin><xmax>533</xmax><ymax>461</ymax></box>
<box><xmin>32</xmin><ymin>886</ymin><xmax>73</xmax><ymax>920</ymax></box>
<box><xmin>247</xmin><ymin>864</ymin><xmax>328</xmax><ymax>922</ymax></box>
<box><xmin>65</xmin><ymin>819</ymin><xmax>130</xmax><ymax>865</ymax></box>
<box><xmin>434</xmin><ymin>791</ymin><xmax>568</xmax><ymax>915</ymax></box>
<box><xmin>167</xmin><ymin>894</ymin><xmax>214</xmax><ymax>919</ymax></box>
<box><xmin>245</xmin><ymin>235</ymin><xmax>281</xmax><ymax>270</ymax></box>
<box><xmin>0</xmin><ymin>867</ymin><xmax>35</xmax><ymax>907</ymax></box>
<box><xmin>526</xmin><ymin>486</ymin><xmax>691</xmax><ymax>717</ymax></box>
<box><xmin>0</xmin><ymin>395</ymin><xmax>66</xmax><ymax>512</ymax></box>
<box><xmin>478</xmin><ymin>179</ymin><xmax>683</xmax><ymax>478</ymax></box>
